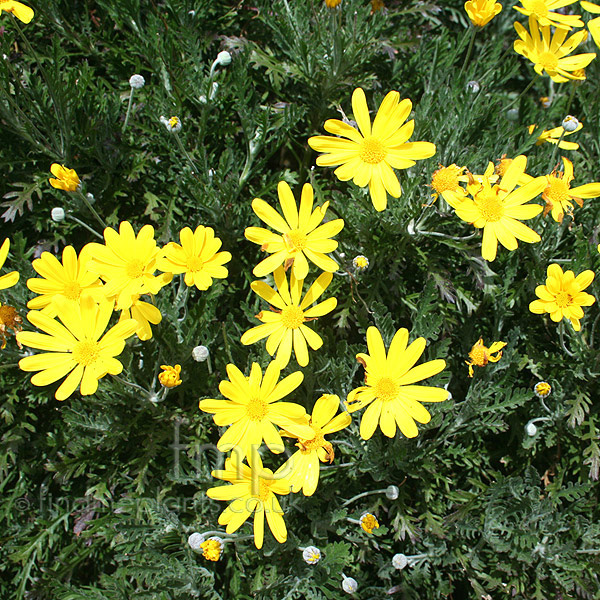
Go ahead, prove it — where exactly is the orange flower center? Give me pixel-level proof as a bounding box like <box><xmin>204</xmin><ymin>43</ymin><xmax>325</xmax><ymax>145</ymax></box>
<box><xmin>538</xmin><ymin>51</ymin><xmax>559</xmax><ymax>71</ymax></box>
<box><xmin>359</xmin><ymin>136</ymin><xmax>387</xmax><ymax>164</ymax></box>
<box><xmin>374</xmin><ymin>376</ymin><xmax>399</xmax><ymax>402</ymax></box>
<box><xmin>251</xmin><ymin>477</ymin><xmax>274</xmax><ymax>501</ymax></box>
<box><xmin>125</xmin><ymin>259</ymin><xmax>145</xmax><ymax>279</ymax></box>
<box><xmin>544</xmin><ymin>177</ymin><xmax>570</xmax><ymax>205</ymax></box>
<box><xmin>246</xmin><ymin>396</ymin><xmax>268</xmax><ymax>421</ymax></box>
<box><xmin>431</xmin><ymin>166</ymin><xmax>461</xmax><ymax>194</ymax></box>
<box><xmin>281</xmin><ymin>305</ymin><xmax>304</xmax><ymax>329</ymax></box>
<box><xmin>72</xmin><ymin>339</ymin><xmax>100</xmax><ymax>366</ymax></box>
<box><xmin>475</xmin><ymin>190</ymin><xmax>504</xmax><ymax>222</ymax></box>
<box><xmin>298</xmin><ymin>427</ymin><xmax>332</xmax><ymax>457</ymax></box>
<box><xmin>554</xmin><ymin>291</ymin><xmax>573</xmax><ymax>308</ymax></box>
<box><xmin>283</xmin><ymin>229</ymin><xmax>307</xmax><ymax>252</ymax></box>
<box><xmin>0</xmin><ymin>305</ymin><xmax>19</xmax><ymax>328</ymax></box>
<box><xmin>63</xmin><ymin>281</ymin><xmax>81</xmax><ymax>300</ymax></box>
<box><xmin>469</xmin><ymin>345</ymin><xmax>489</xmax><ymax>367</ymax></box>
<box><xmin>186</xmin><ymin>256</ymin><xmax>204</xmax><ymax>272</ymax></box>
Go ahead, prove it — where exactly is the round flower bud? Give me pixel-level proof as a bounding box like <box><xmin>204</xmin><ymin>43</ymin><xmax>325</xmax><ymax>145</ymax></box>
<box><xmin>200</xmin><ymin>536</ymin><xmax>223</xmax><ymax>561</ymax></box>
<box><xmin>192</xmin><ymin>345</ymin><xmax>209</xmax><ymax>362</ymax></box>
<box><xmin>562</xmin><ymin>115</ymin><xmax>579</xmax><ymax>132</ymax></box>
<box><xmin>86</xmin><ymin>193</ymin><xmax>96</xmax><ymax>204</ymax></box>
<box><xmin>534</xmin><ymin>381</ymin><xmax>551</xmax><ymax>399</ymax></box>
<box><xmin>302</xmin><ymin>546</ymin><xmax>321</xmax><ymax>565</ymax></box>
<box><xmin>51</xmin><ymin>207</ymin><xmax>65</xmax><ymax>222</ymax></box>
<box><xmin>160</xmin><ymin>115</ymin><xmax>182</xmax><ymax>133</ymax></box>
<box><xmin>215</xmin><ymin>50</ymin><xmax>232</xmax><ymax>67</ymax></box>
<box><xmin>526</xmin><ymin>422</ymin><xmax>537</xmax><ymax>437</ymax></box>
<box><xmin>359</xmin><ymin>512</ymin><xmax>379</xmax><ymax>534</ymax></box>
<box><xmin>352</xmin><ymin>255</ymin><xmax>369</xmax><ymax>271</ymax></box>
<box><xmin>392</xmin><ymin>553</ymin><xmax>408</xmax><ymax>570</ymax></box>
<box><xmin>466</xmin><ymin>80</ymin><xmax>480</xmax><ymax>93</ymax></box>
<box><xmin>506</xmin><ymin>108</ymin><xmax>519</xmax><ymax>121</ymax></box>
<box><xmin>129</xmin><ymin>74</ymin><xmax>145</xmax><ymax>89</ymax></box>
<box><xmin>385</xmin><ymin>485</ymin><xmax>399</xmax><ymax>500</ymax></box>
<box><xmin>188</xmin><ymin>532</ymin><xmax>204</xmax><ymax>550</ymax></box>
<box><xmin>342</xmin><ymin>576</ymin><xmax>358</xmax><ymax>594</ymax></box>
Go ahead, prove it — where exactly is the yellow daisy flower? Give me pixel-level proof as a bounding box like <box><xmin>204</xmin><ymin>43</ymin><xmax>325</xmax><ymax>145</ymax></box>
<box><xmin>245</xmin><ymin>181</ymin><xmax>344</xmax><ymax>280</ymax></box>
<box><xmin>308</xmin><ymin>87</ymin><xmax>436</xmax><ymax>212</ymax></box>
<box><xmin>529</xmin><ymin>264</ymin><xmax>595</xmax><ymax>331</ymax></box>
<box><xmin>17</xmin><ymin>295</ymin><xmax>138</xmax><ymax>401</ymax></box>
<box><xmin>0</xmin><ymin>238</ymin><xmax>20</xmax><ymax>291</ymax></box>
<box><xmin>514</xmin><ymin>0</ymin><xmax>584</xmax><ymax>30</ymax></box>
<box><xmin>360</xmin><ymin>512</ymin><xmax>379</xmax><ymax>533</ymax></box>
<box><xmin>542</xmin><ymin>157</ymin><xmax>600</xmax><ymax>222</ymax></box>
<box><xmin>0</xmin><ymin>0</ymin><xmax>34</xmax><ymax>23</ymax></box>
<box><xmin>118</xmin><ymin>295</ymin><xmax>162</xmax><ymax>341</ymax></box>
<box><xmin>528</xmin><ymin>122</ymin><xmax>583</xmax><ymax>150</ymax></box>
<box><xmin>346</xmin><ymin>326</ymin><xmax>448</xmax><ymax>440</ymax></box>
<box><xmin>240</xmin><ymin>266</ymin><xmax>337</xmax><ymax>368</ymax></box>
<box><xmin>495</xmin><ymin>155</ymin><xmax>534</xmax><ymax>186</ymax></box>
<box><xmin>207</xmin><ymin>451</ymin><xmax>291</xmax><ymax>549</ymax></box>
<box><xmin>86</xmin><ymin>222</ymin><xmax>170</xmax><ymax>311</ymax></box>
<box><xmin>26</xmin><ymin>245</ymin><xmax>104</xmax><ymax>316</ymax></box>
<box><xmin>158</xmin><ymin>364</ymin><xmax>182</xmax><ymax>388</ymax></box>
<box><xmin>465</xmin><ymin>337</ymin><xmax>506</xmax><ymax>377</ymax></box>
<box><xmin>442</xmin><ymin>155</ymin><xmax>547</xmax><ymax>262</ymax></box>
<box><xmin>280</xmin><ymin>394</ymin><xmax>351</xmax><ymax>496</ymax></box>
<box><xmin>513</xmin><ymin>16</ymin><xmax>595</xmax><ymax>83</ymax></box>
<box><xmin>200</xmin><ymin>537</ymin><xmax>223</xmax><ymax>561</ymax></box>
<box><xmin>49</xmin><ymin>164</ymin><xmax>80</xmax><ymax>192</ymax></box>
<box><xmin>199</xmin><ymin>361</ymin><xmax>314</xmax><ymax>458</ymax></box>
<box><xmin>582</xmin><ymin>1</ymin><xmax>600</xmax><ymax>47</ymax></box>
<box><xmin>464</xmin><ymin>0</ymin><xmax>503</xmax><ymax>27</ymax></box>
<box><xmin>156</xmin><ymin>226</ymin><xmax>231</xmax><ymax>291</ymax></box>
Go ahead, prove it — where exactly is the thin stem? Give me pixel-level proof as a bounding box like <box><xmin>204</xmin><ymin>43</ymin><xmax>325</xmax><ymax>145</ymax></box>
<box><xmin>112</xmin><ymin>375</ymin><xmax>151</xmax><ymax>397</ymax></box>
<box><xmin>122</xmin><ymin>88</ymin><xmax>135</xmax><ymax>132</ymax></box>
<box><xmin>549</xmin><ymin>133</ymin><xmax>564</xmax><ymax>170</ymax></box>
<box><xmin>65</xmin><ymin>214</ymin><xmax>103</xmax><ymax>240</ymax></box>
<box><xmin>75</xmin><ymin>190</ymin><xmax>107</xmax><ymax>229</ymax></box>
<box><xmin>504</xmin><ymin>76</ymin><xmax>538</xmax><ymax>111</ymax></box>
<box><xmin>174</xmin><ymin>133</ymin><xmax>199</xmax><ymax>176</ymax></box>
<box><xmin>342</xmin><ymin>489</ymin><xmax>388</xmax><ymax>507</ymax></box>
<box><xmin>459</xmin><ymin>27</ymin><xmax>477</xmax><ymax>79</ymax></box>
<box><xmin>564</xmin><ymin>83</ymin><xmax>577</xmax><ymax>117</ymax></box>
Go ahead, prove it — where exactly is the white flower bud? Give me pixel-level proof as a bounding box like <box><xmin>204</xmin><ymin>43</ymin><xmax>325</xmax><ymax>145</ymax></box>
<box><xmin>129</xmin><ymin>74</ymin><xmax>145</xmax><ymax>89</ymax></box>
<box><xmin>352</xmin><ymin>255</ymin><xmax>369</xmax><ymax>271</ymax></box>
<box><xmin>209</xmin><ymin>81</ymin><xmax>219</xmax><ymax>100</ymax></box>
<box><xmin>51</xmin><ymin>207</ymin><xmax>65</xmax><ymax>222</ymax></box>
<box><xmin>188</xmin><ymin>532</ymin><xmax>204</xmax><ymax>550</ymax></box>
<box><xmin>192</xmin><ymin>345</ymin><xmax>209</xmax><ymax>362</ymax></box>
<box><xmin>526</xmin><ymin>422</ymin><xmax>537</xmax><ymax>437</ymax></box>
<box><xmin>562</xmin><ymin>115</ymin><xmax>579</xmax><ymax>132</ymax></box>
<box><xmin>466</xmin><ymin>80</ymin><xmax>480</xmax><ymax>93</ymax></box>
<box><xmin>392</xmin><ymin>553</ymin><xmax>408</xmax><ymax>570</ymax></box>
<box><xmin>506</xmin><ymin>108</ymin><xmax>519</xmax><ymax>121</ymax></box>
<box><xmin>86</xmin><ymin>193</ymin><xmax>95</xmax><ymax>204</ymax></box>
<box><xmin>342</xmin><ymin>576</ymin><xmax>358</xmax><ymax>594</ymax></box>
<box><xmin>385</xmin><ymin>485</ymin><xmax>399</xmax><ymax>500</ymax></box>
<box><xmin>160</xmin><ymin>115</ymin><xmax>182</xmax><ymax>133</ymax></box>
<box><xmin>215</xmin><ymin>50</ymin><xmax>232</xmax><ymax>67</ymax></box>
<box><xmin>302</xmin><ymin>546</ymin><xmax>321</xmax><ymax>564</ymax></box>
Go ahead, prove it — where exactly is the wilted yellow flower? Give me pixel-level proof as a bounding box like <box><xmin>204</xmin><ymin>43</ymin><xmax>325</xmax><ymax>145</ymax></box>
<box><xmin>529</xmin><ymin>264</ymin><xmax>595</xmax><ymax>331</ymax></box>
<box><xmin>0</xmin><ymin>302</ymin><xmax>22</xmax><ymax>349</ymax></box>
<box><xmin>0</xmin><ymin>0</ymin><xmax>34</xmax><ymax>23</ymax></box>
<box><xmin>429</xmin><ymin>164</ymin><xmax>466</xmax><ymax>201</ymax></box>
<box><xmin>360</xmin><ymin>512</ymin><xmax>379</xmax><ymax>533</ymax></box>
<box><xmin>0</xmin><ymin>238</ymin><xmax>19</xmax><ymax>291</ymax></box>
<box><xmin>465</xmin><ymin>338</ymin><xmax>506</xmax><ymax>377</ymax></box>
<box><xmin>159</xmin><ymin>364</ymin><xmax>182</xmax><ymax>388</ymax></box>
<box><xmin>464</xmin><ymin>0</ymin><xmax>503</xmax><ymax>27</ymax></box>
<box><xmin>514</xmin><ymin>16</ymin><xmax>595</xmax><ymax>82</ymax></box>
<box><xmin>514</xmin><ymin>0</ymin><xmax>583</xmax><ymax>29</ymax></box>
<box><xmin>49</xmin><ymin>164</ymin><xmax>81</xmax><ymax>192</ymax></box>
<box><xmin>528</xmin><ymin>122</ymin><xmax>583</xmax><ymax>150</ymax></box>
<box><xmin>308</xmin><ymin>88</ymin><xmax>436</xmax><ymax>212</ymax></box>
<box><xmin>542</xmin><ymin>157</ymin><xmax>600</xmax><ymax>222</ymax></box>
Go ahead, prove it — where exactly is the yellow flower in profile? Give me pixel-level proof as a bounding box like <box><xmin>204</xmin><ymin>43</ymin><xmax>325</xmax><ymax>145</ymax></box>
<box><xmin>542</xmin><ymin>157</ymin><xmax>600</xmax><ymax>223</ymax></box>
<box><xmin>0</xmin><ymin>238</ymin><xmax>19</xmax><ymax>291</ymax></box>
<box><xmin>528</xmin><ymin>122</ymin><xmax>583</xmax><ymax>150</ymax></box>
<box><xmin>280</xmin><ymin>394</ymin><xmax>351</xmax><ymax>496</ymax></box>
<box><xmin>199</xmin><ymin>361</ymin><xmax>314</xmax><ymax>458</ymax></box>
<box><xmin>442</xmin><ymin>155</ymin><xmax>547</xmax><ymax>262</ymax></box>
<box><xmin>325</xmin><ymin>0</ymin><xmax>341</xmax><ymax>6</ymax></box>
<box><xmin>513</xmin><ymin>16</ymin><xmax>595</xmax><ymax>82</ymax></box>
<box><xmin>26</xmin><ymin>246</ymin><xmax>104</xmax><ymax>316</ymax></box>
<box><xmin>207</xmin><ymin>451</ymin><xmax>291</xmax><ymax>549</ymax></box>
<box><xmin>308</xmin><ymin>88</ymin><xmax>436</xmax><ymax>212</ymax></box>
<box><xmin>514</xmin><ymin>0</ymin><xmax>583</xmax><ymax>29</ymax></box>
<box><xmin>583</xmin><ymin>1</ymin><xmax>600</xmax><ymax>47</ymax></box>
<box><xmin>0</xmin><ymin>0</ymin><xmax>34</xmax><ymax>23</ymax></box>
<box><xmin>119</xmin><ymin>295</ymin><xmax>162</xmax><ymax>341</ymax></box>
<box><xmin>346</xmin><ymin>326</ymin><xmax>448</xmax><ymax>440</ymax></box>
<box><xmin>360</xmin><ymin>513</ymin><xmax>379</xmax><ymax>534</ymax></box>
<box><xmin>465</xmin><ymin>338</ymin><xmax>506</xmax><ymax>377</ymax></box>
<box><xmin>49</xmin><ymin>164</ymin><xmax>80</xmax><ymax>192</ymax></box>
<box><xmin>245</xmin><ymin>182</ymin><xmax>344</xmax><ymax>280</ymax></box>
<box><xmin>200</xmin><ymin>537</ymin><xmax>223</xmax><ymax>561</ymax></box>
<box><xmin>86</xmin><ymin>222</ymin><xmax>170</xmax><ymax>310</ymax></box>
<box><xmin>17</xmin><ymin>295</ymin><xmax>138</xmax><ymax>401</ymax></box>
<box><xmin>429</xmin><ymin>164</ymin><xmax>466</xmax><ymax>202</ymax></box>
<box><xmin>0</xmin><ymin>302</ymin><xmax>22</xmax><ymax>349</ymax></box>
<box><xmin>157</xmin><ymin>226</ymin><xmax>231</xmax><ymax>291</ymax></box>
<box><xmin>240</xmin><ymin>267</ymin><xmax>337</xmax><ymax>368</ymax></box>
<box><xmin>464</xmin><ymin>0</ymin><xmax>503</xmax><ymax>27</ymax></box>
<box><xmin>159</xmin><ymin>364</ymin><xmax>182</xmax><ymax>388</ymax></box>
<box><xmin>529</xmin><ymin>264</ymin><xmax>595</xmax><ymax>331</ymax></box>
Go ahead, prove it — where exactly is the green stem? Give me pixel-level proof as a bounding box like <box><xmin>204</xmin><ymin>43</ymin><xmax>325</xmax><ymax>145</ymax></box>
<box><xmin>504</xmin><ymin>76</ymin><xmax>538</xmax><ymax>111</ymax></box>
<box><xmin>459</xmin><ymin>27</ymin><xmax>477</xmax><ymax>79</ymax></box>
<box><xmin>548</xmin><ymin>131</ymin><xmax>564</xmax><ymax>170</ymax></box>
<box><xmin>564</xmin><ymin>82</ymin><xmax>577</xmax><ymax>117</ymax></box>
<box><xmin>174</xmin><ymin>133</ymin><xmax>199</xmax><ymax>176</ymax></box>
<box><xmin>65</xmin><ymin>214</ymin><xmax>103</xmax><ymax>240</ymax></box>
<box><xmin>122</xmin><ymin>88</ymin><xmax>135</xmax><ymax>132</ymax></box>
<box><xmin>75</xmin><ymin>190</ymin><xmax>107</xmax><ymax>229</ymax></box>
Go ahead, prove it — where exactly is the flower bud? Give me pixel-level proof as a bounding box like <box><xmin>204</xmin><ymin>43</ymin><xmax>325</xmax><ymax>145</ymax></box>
<box><xmin>51</xmin><ymin>207</ymin><xmax>65</xmax><ymax>222</ymax></box>
<box><xmin>385</xmin><ymin>485</ymin><xmax>399</xmax><ymax>500</ymax></box>
<box><xmin>352</xmin><ymin>255</ymin><xmax>369</xmax><ymax>271</ymax></box>
<box><xmin>562</xmin><ymin>115</ymin><xmax>579</xmax><ymax>132</ymax></box>
<box><xmin>129</xmin><ymin>74</ymin><xmax>145</xmax><ymax>89</ymax></box>
<box><xmin>192</xmin><ymin>345</ymin><xmax>209</xmax><ymax>362</ymax></box>
<box><xmin>506</xmin><ymin>108</ymin><xmax>519</xmax><ymax>122</ymax></box>
<box><xmin>342</xmin><ymin>576</ymin><xmax>358</xmax><ymax>594</ymax></box>
<box><xmin>466</xmin><ymin>80</ymin><xmax>480</xmax><ymax>93</ymax></box>
<box><xmin>215</xmin><ymin>50</ymin><xmax>232</xmax><ymax>67</ymax></box>
<box><xmin>188</xmin><ymin>532</ymin><xmax>204</xmax><ymax>550</ymax></box>
<box><xmin>302</xmin><ymin>546</ymin><xmax>321</xmax><ymax>564</ymax></box>
<box><xmin>392</xmin><ymin>553</ymin><xmax>408</xmax><ymax>570</ymax></box>
<box><xmin>526</xmin><ymin>422</ymin><xmax>537</xmax><ymax>437</ymax></box>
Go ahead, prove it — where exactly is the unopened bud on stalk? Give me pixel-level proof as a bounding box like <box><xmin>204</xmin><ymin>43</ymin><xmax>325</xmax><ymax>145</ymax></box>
<box><xmin>129</xmin><ymin>74</ymin><xmax>145</xmax><ymax>89</ymax></box>
<box><xmin>562</xmin><ymin>115</ymin><xmax>579</xmax><ymax>132</ymax></box>
<box><xmin>51</xmin><ymin>207</ymin><xmax>65</xmax><ymax>222</ymax></box>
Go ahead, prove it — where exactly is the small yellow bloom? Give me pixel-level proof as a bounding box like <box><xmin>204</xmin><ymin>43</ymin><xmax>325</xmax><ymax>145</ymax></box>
<box><xmin>534</xmin><ymin>381</ymin><xmax>552</xmax><ymax>398</ymax></box>
<box><xmin>353</xmin><ymin>255</ymin><xmax>369</xmax><ymax>270</ymax></box>
<box><xmin>514</xmin><ymin>0</ymin><xmax>583</xmax><ymax>30</ymax></box>
<box><xmin>429</xmin><ymin>164</ymin><xmax>466</xmax><ymax>201</ymax></box>
<box><xmin>542</xmin><ymin>157</ymin><xmax>600</xmax><ymax>223</ymax></box>
<box><xmin>325</xmin><ymin>0</ymin><xmax>341</xmax><ymax>6</ymax></box>
<box><xmin>539</xmin><ymin>96</ymin><xmax>551</xmax><ymax>108</ymax></box>
<box><xmin>360</xmin><ymin>513</ymin><xmax>379</xmax><ymax>534</ymax></box>
<box><xmin>119</xmin><ymin>295</ymin><xmax>162</xmax><ymax>341</ymax></box>
<box><xmin>529</xmin><ymin>264</ymin><xmax>595</xmax><ymax>331</ymax></box>
<box><xmin>0</xmin><ymin>302</ymin><xmax>22</xmax><ymax>349</ymax></box>
<box><xmin>0</xmin><ymin>238</ymin><xmax>20</xmax><ymax>291</ymax></box>
<box><xmin>159</xmin><ymin>364</ymin><xmax>182</xmax><ymax>388</ymax></box>
<box><xmin>465</xmin><ymin>338</ymin><xmax>506</xmax><ymax>377</ymax></box>
<box><xmin>464</xmin><ymin>0</ymin><xmax>503</xmax><ymax>27</ymax></box>
<box><xmin>49</xmin><ymin>164</ymin><xmax>81</xmax><ymax>192</ymax></box>
<box><xmin>0</xmin><ymin>0</ymin><xmax>34</xmax><ymax>23</ymax></box>
<box><xmin>371</xmin><ymin>0</ymin><xmax>385</xmax><ymax>11</ymax></box>
<box><xmin>200</xmin><ymin>537</ymin><xmax>223</xmax><ymax>561</ymax></box>
<box><xmin>528</xmin><ymin>122</ymin><xmax>583</xmax><ymax>150</ymax></box>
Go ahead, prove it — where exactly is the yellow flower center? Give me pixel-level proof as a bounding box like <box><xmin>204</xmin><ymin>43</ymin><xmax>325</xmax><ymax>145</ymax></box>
<box><xmin>245</xmin><ymin>396</ymin><xmax>269</xmax><ymax>421</ymax></box>
<box><xmin>283</xmin><ymin>229</ymin><xmax>307</xmax><ymax>252</ymax></box>
<box><xmin>544</xmin><ymin>177</ymin><xmax>570</xmax><ymax>205</ymax></box>
<box><xmin>169</xmin><ymin>116</ymin><xmax>180</xmax><ymax>128</ymax></box>
<box><xmin>431</xmin><ymin>166</ymin><xmax>460</xmax><ymax>194</ymax></box>
<box><xmin>475</xmin><ymin>190</ymin><xmax>504</xmax><ymax>222</ymax></box>
<box><xmin>281</xmin><ymin>305</ymin><xmax>305</xmax><ymax>329</ymax></box>
<box><xmin>62</xmin><ymin>281</ymin><xmax>81</xmax><ymax>300</ymax></box>
<box><xmin>373</xmin><ymin>376</ymin><xmax>399</xmax><ymax>403</ymax></box>
<box><xmin>72</xmin><ymin>339</ymin><xmax>100</xmax><ymax>366</ymax></box>
<box><xmin>359</xmin><ymin>136</ymin><xmax>387</xmax><ymax>165</ymax></box>
<box><xmin>0</xmin><ymin>305</ymin><xmax>19</xmax><ymax>327</ymax></box>
<box><xmin>200</xmin><ymin>539</ymin><xmax>222</xmax><ymax>561</ymax></box>
<box><xmin>538</xmin><ymin>51</ymin><xmax>559</xmax><ymax>71</ymax></box>
<box><xmin>554</xmin><ymin>291</ymin><xmax>573</xmax><ymax>308</ymax></box>
<box><xmin>534</xmin><ymin>382</ymin><xmax>552</xmax><ymax>397</ymax></box>
<box><xmin>529</xmin><ymin>0</ymin><xmax>548</xmax><ymax>17</ymax></box>
<box><xmin>252</xmin><ymin>478</ymin><xmax>274</xmax><ymax>502</ymax></box>
<box><xmin>360</xmin><ymin>513</ymin><xmax>379</xmax><ymax>533</ymax></box>
<box><xmin>186</xmin><ymin>256</ymin><xmax>204</xmax><ymax>272</ymax></box>
<box><xmin>469</xmin><ymin>345</ymin><xmax>488</xmax><ymax>367</ymax></box>
<box><xmin>125</xmin><ymin>259</ymin><xmax>145</xmax><ymax>279</ymax></box>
